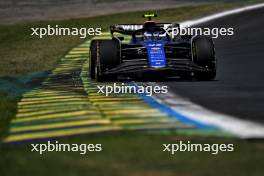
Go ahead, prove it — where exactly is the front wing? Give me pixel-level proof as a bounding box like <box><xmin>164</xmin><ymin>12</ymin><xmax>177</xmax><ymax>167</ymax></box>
<box><xmin>102</xmin><ymin>58</ymin><xmax>213</xmax><ymax>76</ymax></box>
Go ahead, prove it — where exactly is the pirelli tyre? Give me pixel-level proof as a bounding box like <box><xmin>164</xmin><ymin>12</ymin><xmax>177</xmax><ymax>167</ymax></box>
<box><xmin>192</xmin><ymin>36</ymin><xmax>216</xmax><ymax>80</ymax></box>
<box><xmin>89</xmin><ymin>40</ymin><xmax>98</xmax><ymax>79</ymax></box>
<box><xmin>94</xmin><ymin>39</ymin><xmax>121</xmax><ymax>81</ymax></box>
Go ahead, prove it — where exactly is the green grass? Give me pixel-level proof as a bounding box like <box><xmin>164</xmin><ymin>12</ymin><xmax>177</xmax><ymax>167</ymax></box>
<box><xmin>0</xmin><ymin>72</ymin><xmax>48</xmax><ymax>139</ymax></box>
<box><xmin>0</xmin><ymin>92</ymin><xmax>18</xmax><ymax>139</ymax></box>
<box><xmin>1</xmin><ymin>133</ymin><xmax>264</xmax><ymax>176</ymax></box>
<box><xmin>1</xmin><ymin>2</ymin><xmax>264</xmax><ymax>175</ymax></box>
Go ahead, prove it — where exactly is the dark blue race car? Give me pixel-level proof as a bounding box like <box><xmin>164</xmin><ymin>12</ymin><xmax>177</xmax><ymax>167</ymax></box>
<box><xmin>89</xmin><ymin>14</ymin><xmax>216</xmax><ymax>81</ymax></box>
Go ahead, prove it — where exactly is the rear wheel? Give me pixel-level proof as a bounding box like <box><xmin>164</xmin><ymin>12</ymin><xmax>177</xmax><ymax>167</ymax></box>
<box><xmin>89</xmin><ymin>40</ymin><xmax>98</xmax><ymax>79</ymax></box>
<box><xmin>192</xmin><ymin>36</ymin><xmax>216</xmax><ymax>80</ymax></box>
<box><xmin>95</xmin><ymin>39</ymin><xmax>121</xmax><ymax>82</ymax></box>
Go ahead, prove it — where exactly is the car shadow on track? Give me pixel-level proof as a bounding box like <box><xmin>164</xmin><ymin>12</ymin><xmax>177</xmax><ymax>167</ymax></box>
<box><xmin>105</xmin><ymin>76</ymin><xmax>219</xmax><ymax>83</ymax></box>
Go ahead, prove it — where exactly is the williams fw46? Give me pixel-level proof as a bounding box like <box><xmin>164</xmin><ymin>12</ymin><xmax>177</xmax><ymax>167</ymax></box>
<box><xmin>89</xmin><ymin>13</ymin><xmax>216</xmax><ymax>81</ymax></box>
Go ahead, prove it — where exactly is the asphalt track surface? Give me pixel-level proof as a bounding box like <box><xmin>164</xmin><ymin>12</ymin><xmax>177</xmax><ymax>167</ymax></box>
<box><xmin>164</xmin><ymin>7</ymin><xmax>264</xmax><ymax>124</ymax></box>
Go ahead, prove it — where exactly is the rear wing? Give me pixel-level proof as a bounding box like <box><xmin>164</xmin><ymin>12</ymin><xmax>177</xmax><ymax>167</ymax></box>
<box><xmin>110</xmin><ymin>23</ymin><xmax>179</xmax><ymax>36</ymax></box>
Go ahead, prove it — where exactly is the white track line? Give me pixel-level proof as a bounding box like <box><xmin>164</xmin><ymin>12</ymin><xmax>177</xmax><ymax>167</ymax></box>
<box><xmin>149</xmin><ymin>3</ymin><xmax>264</xmax><ymax>138</ymax></box>
<box><xmin>181</xmin><ymin>2</ymin><xmax>264</xmax><ymax>27</ymax></box>
<box><xmin>153</xmin><ymin>83</ymin><xmax>264</xmax><ymax>138</ymax></box>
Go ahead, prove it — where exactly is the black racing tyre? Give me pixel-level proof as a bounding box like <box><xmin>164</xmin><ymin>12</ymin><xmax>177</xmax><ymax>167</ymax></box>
<box><xmin>95</xmin><ymin>39</ymin><xmax>121</xmax><ymax>81</ymax></box>
<box><xmin>192</xmin><ymin>36</ymin><xmax>215</xmax><ymax>64</ymax></box>
<box><xmin>192</xmin><ymin>36</ymin><xmax>216</xmax><ymax>80</ymax></box>
<box><xmin>89</xmin><ymin>40</ymin><xmax>98</xmax><ymax>79</ymax></box>
<box><xmin>95</xmin><ymin>65</ymin><xmax>105</xmax><ymax>82</ymax></box>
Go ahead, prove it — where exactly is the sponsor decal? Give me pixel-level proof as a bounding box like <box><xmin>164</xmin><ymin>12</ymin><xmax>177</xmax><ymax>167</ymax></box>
<box><xmin>145</xmin><ymin>41</ymin><xmax>166</xmax><ymax>67</ymax></box>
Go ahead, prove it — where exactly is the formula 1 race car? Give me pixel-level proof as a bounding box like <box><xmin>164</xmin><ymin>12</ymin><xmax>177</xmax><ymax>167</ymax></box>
<box><xmin>89</xmin><ymin>13</ymin><xmax>216</xmax><ymax>81</ymax></box>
